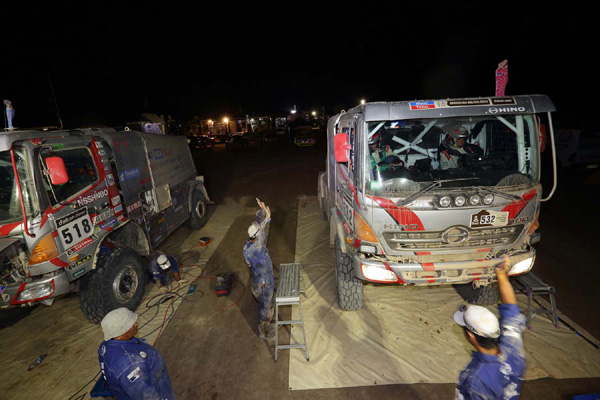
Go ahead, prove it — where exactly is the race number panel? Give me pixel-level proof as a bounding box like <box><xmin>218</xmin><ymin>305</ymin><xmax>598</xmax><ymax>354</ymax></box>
<box><xmin>470</xmin><ymin>210</ymin><xmax>509</xmax><ymax>228</ymax></box>
<box><xmin>54</xmin><ymin>208</ymin><xmax>93</xmax><ymax>249</ymax></box>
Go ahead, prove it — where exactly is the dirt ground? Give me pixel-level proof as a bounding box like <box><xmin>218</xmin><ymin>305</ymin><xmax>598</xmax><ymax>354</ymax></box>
<box><xmin>153</xmin><ymin>138</ymin><xmax>600</xmax><ymax>399</ymax></box>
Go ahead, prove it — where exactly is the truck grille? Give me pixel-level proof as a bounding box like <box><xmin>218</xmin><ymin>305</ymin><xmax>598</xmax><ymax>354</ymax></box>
<box><xmin>383</xmin><ymin>225</ymin><xmax>524</xmax><ymax>250</ymax></box>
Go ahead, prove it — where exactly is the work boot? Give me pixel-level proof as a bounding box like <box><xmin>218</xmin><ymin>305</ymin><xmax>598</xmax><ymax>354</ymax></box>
<box><xmin>258</xmin><ymin>322</ymin><xmax>275</xmax><ymax>341</ymax></box>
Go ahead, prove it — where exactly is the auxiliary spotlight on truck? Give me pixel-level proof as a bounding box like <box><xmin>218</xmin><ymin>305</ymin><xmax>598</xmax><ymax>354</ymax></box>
<box><xmin>318</xmin><ymin>95</ymin><xmax>557</xmax><ymax>310</ymax></box>
<box><xmin>0</xmin><ymin>128</ymin><xmax>211</xmax><ymax>322</ymax></box>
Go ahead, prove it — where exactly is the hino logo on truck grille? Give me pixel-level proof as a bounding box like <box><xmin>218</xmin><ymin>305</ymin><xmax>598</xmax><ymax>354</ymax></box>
<box><xmin>442</xmin><ymin>226</ymin><xmax>469</xmax><ymax>244</ymax></box>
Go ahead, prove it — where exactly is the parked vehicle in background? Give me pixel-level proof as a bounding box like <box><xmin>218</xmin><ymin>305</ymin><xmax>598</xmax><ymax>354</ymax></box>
<box><xmin>188</xmin><ymin>135</ymin><xmax>215</xmax><ymax>152</ymax></box>
<box><xmin>225</xmin><ymin>133</ymin><xmax>248</xmax><ymax>150</ymax></box>
<box><xmin>555</xmin><ymin>127</ymin><xmax>600</xmax><ymax>169</ymax></box>
<box><xmin>293</xmin><ymin>126</ymin><xmax>317</xmax><ymax>147</ymax></box>
<box><xmin>0</xmin><ymin>128</ymin><xmax>212</xmax><ymax>322</ymax></box>
<box><xmin>318</xmin><ymin>95</ymin><xmax>557</xmax><ymax>311</ymax></box>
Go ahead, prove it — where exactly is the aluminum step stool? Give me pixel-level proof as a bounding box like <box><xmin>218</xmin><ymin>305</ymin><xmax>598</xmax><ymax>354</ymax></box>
<box><xmin>274</xmin><ymin>263</ymin><xmax>309</xmax><ymax>362</ymax></box>
<box><xmin>513</xmin><ymin>272</ymin><xmax>559</xmax><ymax>329</ymax></box>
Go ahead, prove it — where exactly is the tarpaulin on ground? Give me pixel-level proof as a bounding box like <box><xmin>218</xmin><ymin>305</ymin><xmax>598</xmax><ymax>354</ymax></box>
<box><xmin>0</xmin><ymin>204</ymin><xmax>241</xmax><ymax>400</ymax></box>
<box><xmin>288</xmin><ymin>196</ymin><xmax>600</xmax><ymax>390</ymax></box>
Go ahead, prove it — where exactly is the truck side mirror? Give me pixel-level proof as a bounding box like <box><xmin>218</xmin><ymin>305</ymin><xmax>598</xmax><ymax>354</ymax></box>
<box><xmin>334</xmin><ymin>133</ymin><xmax>351</xmax><ymax>162</ymax></box>
<box><xmin>45</xmin><ymin>156</ymin><xmax>69</xmax><ymax>185</ymax></box>
<box><xmin>539</xmin><ymin>124</ymin><xmax>547</xmax><ymax>153</ymax></box>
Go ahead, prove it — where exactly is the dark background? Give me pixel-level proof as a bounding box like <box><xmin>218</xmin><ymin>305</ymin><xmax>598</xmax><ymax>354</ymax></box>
<box><xmin>1</xmin><ymin>2</ymin><xmax>595</xmax><ymax>128</ymax></box>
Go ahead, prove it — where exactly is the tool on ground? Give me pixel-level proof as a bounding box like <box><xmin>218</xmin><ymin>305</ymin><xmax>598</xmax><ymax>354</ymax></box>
<box><xmin>28</xmin><ymin>354</ymin><xmax>47</xmax><ymax>371</ymax></box>
<box><xmin>188</xmin><ymin>283</ymin><xmax>196</xmax><ymax>295</ymax></box>
<box><xmin>274</xmin><ymin>263</ymin><xmax>309</xmax><ymax>362</ymax></box>
<box><xmin>215</xmin><ymin>273</ymin><xmax>233</xmax><ymax>297</ymax></box>
<box><xmin>198</xmin><ymin>237</ymin><xmax>212</xmax><ymax>246</ymax></box>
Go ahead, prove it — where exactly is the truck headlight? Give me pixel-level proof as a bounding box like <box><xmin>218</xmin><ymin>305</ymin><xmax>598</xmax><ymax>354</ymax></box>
<box><xmin>509</xmin><ymin>257</ymin><xmax>534</xmax><ymax>275</ymax></box>
<box><xmin>361</xmin><ymin>264</ymin><xmax>398</xmax><ymax>282</ymax></box>
<box><xmin>438</xmin><ymin>195</ymin><xmax>451</xmax><ymax>208</ymax></box>
<box><xmin>453</xmin><ymin>195</ymin><xmax>466</xmax><ymax>207</ymax></box>
<box><xmin>468</xmin><ymin>195</ymin><xmax>480</xmax><ymax>206</ymax></box>
<box><xmin>483</xmin><ymin>194</ymin><xmax>494</xmax><ymax>205</ymax></box>
<box><xmin>18</xmin><ymin>282</ymin><xmax>55</xmax><ymax>301</ymax></box>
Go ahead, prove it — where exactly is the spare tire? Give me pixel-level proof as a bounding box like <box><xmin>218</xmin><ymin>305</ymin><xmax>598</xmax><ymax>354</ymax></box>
<box><xmin>186</xmin><ymin>189</ymin><xmax>208</xmax><ymax>230</ymax></box>
<box><xmin>79</xmin><ymin>248</ymin><xmax>146</xmax><ymax>323</ymax></box>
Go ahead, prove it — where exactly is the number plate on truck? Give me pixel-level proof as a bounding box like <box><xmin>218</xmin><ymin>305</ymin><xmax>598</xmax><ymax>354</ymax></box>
<box><xmin>55</xmin><ymin>208</ymin><xmax>94</xmax><ymax>249</ymax></box>
<box><xmin>470</xmin><ymin>210</ymin><xmax>509</xmax><ymax>228</ymax></box>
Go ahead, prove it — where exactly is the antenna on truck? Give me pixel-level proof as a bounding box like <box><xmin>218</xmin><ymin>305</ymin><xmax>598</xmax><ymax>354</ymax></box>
<box><xmin>47</xmin><ymin>73</ymin><xmax>64</xmax><ymax>129</ymax></box>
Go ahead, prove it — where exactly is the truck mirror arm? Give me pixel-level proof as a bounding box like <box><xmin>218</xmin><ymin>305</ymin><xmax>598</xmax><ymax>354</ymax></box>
<box><xmin>10</xmin><ymin>148</ymin><xmax>35</xmax><ymax>238</ymax></box>
<box><xmin>540</xmin><ymin>112</ymin><xmax>558</xmax><ymax>202</ymax></box>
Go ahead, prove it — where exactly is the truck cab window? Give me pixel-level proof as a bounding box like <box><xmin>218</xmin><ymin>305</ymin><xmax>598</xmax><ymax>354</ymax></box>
<box><xmin>40</xmin><ymin>147</ymin><xmax>99</xmax><ymax>205</ymax></box>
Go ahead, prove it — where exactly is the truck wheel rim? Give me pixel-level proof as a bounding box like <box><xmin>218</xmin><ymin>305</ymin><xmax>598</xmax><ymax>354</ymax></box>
<box><xmin>195</xmin><ymin>199</ymin><xmax>206</xmax><ymax>218</ymax></box>
<box><xmin>113</xmin><ymin>266</ymin><xmax>138</xmax><ymax>303</ymax></box>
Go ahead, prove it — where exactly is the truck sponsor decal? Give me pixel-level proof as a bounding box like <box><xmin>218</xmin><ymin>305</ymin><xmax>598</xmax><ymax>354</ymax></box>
<box><xmin>68</xmin><ymin>255</ymin><xmax>92</xmax><ymax>270</ymax></box>
<box><xmin>409</xmin><ymin>101</ymin><xmax>435</xmax><ymax>110</ymax></box>
<box><xmin>111</xmin><ymin>196</ymin><xmax>121</xmax><ymax>206</ymax></box>
<box><xmin>66</xmin><ymin>234</ymin><xmax>98</xmax><ymax>256</ymax></box>
<box><xmin>126</xmin><ymin>200</ymin><xmax>142</xmax><ymax>214</ymax></box>
<box><xmin>118</xmin><ymin>168</ymin><xmax>140</xmax><ymax>182</ymax></box>
<box><xmin>370</xmin><ymin>196</ymin><xmax>424</xmax><ymax>231</ymax></box>
<box><xmin>470</xmin><ymin>210</ymin><xmax>509</xmax><ymax>228</ymax></box>
<box><xmin>72</xmin><ymin>268</ymin><xmax>86</xmax><ymax>279</ymax></box>
<box><xmin>106</xmin><ymin>174</ymin><xmax>114</xmax><ymax>186</ymax></box>
<box><xmin>76</xmin><ymin>189</ymin><xmax>109</xmax><ymax>208</ymax></box>
<box><xmin>55</xmin><ymin>208</ymin><xmax>93</xmax><ymax>249</ymax></box>
<box><xmin>93</xmin><ymin>209</ymin><xmax>114</xmax><ymax>224</ymax></box>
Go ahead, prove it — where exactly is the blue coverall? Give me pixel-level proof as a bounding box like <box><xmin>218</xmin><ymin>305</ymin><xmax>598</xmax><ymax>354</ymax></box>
<box><xmin>243</xmin><ymin>209</ymin><xmax>275</xmax><ymax>324</ymax></box>
<box><xmin>98</xmin><ymin>337</ymin><xmax>176</xmax><ymax>400</ymax></box>
<box><xmin>456</xmin><ymin>303</ymin><xmax>527</xmax><ymax>400</ymax></box>
<box><xmin>148</xmin><ymin>254</ymin><xmax>180</xmax><ymax>287</ymax></box>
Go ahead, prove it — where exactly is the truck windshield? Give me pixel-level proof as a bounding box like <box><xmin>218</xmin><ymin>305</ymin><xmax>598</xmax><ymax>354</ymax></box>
<box><xmin>366</xmin><ymin>114</ymin><xmax>539</xmax><ymax>194</ymax></box>
<box><xmin>0</xmin><ymin>149</ymin><xmax>34</xmax><ymax>225</ymax></box>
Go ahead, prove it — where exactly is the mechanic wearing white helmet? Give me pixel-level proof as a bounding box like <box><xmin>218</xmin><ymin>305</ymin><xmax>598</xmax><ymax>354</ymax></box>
<box><xmin>98</xmin><ymin>308</ymin><xmax>176</xmax><ymax>399</ymax></box>
<box><xmin>243</xmin><ymin>198</ymin><xmax>276</xmax><ymax>340</ymax></box>
<box><xmin>453</xmin><ymin>255</ymin><xmax>526</xmax><ymax>400</ymax></box>
<box><xmin>148</xmin><ymin>252</ymin><xmax>187</xmax><ymax>293</ymax></box>
<box><xmin>439</xmin><ymin>126</ymin><xmax>483</xmax><ymax>170</ymax></box>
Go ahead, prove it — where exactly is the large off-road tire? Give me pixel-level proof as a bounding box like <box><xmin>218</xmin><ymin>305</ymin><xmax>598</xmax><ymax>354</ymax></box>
<box><xmin>335</xmin><ymin>237</ymin><xmax>363</xmax><ymax>311</ymax></box>
<box><xmin>186</xmin><ymin>189</ymin><xmax>208</xmax><ymax>230</ymax></box>
<box><xmin>454</xmin><ymin>282</ymin><xmax>500</xmax><ymax>305</ymax></box>
<box><xmin>79</xmin><ymin>248</ymin><xmax>147</xmax><ymax>323</ymax></box>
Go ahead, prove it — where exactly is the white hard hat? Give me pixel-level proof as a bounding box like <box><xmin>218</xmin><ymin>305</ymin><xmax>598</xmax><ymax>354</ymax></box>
<box><xmin>101</xmin><ymin>307</ymin><xmax>137</xmax><ymax>341</ymax></box>
<box><xmin>453</xmin><ymin>304</ymin><xmax>500</xmax><ymax>338</ymax></box>
<box><xmin>248</xmin><ymin>222</ymin><xmax>259</xmax><ymax>238</ymax></box>
<box><xmin>157</xmin><ymin>254</ymin><xmax>171</xmax><ymax>270</ymax></box>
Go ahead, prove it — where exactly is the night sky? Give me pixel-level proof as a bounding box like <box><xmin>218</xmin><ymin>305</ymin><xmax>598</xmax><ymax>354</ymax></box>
<box><xmin>2</xmin><ymin>2</ymin><xmax>596</xmax><ymax>129</ymax></box>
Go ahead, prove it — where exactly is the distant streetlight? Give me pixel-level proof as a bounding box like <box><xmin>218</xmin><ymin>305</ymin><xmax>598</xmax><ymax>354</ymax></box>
<box><xmin>311</xmin><ymin>111</ymin><xmax>317</xmax><ymax>116</ymax></box>
<box><xmin>223</xmin><ymin>117</ymin><xmax>229</xmax><ymax>134</ymax></box>
<box><xmin>291</xmin><ymin>105</ymin><xmax>297</xmax><ymax>114</ymax></box>
<box><xmin>360</xmin><ymin>99</ymin><xmax>366</xmax><ymax>105</ymax></box>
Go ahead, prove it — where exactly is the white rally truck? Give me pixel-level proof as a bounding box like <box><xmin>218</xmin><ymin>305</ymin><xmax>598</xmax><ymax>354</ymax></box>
<box><xmin>318</xmin><ymin>95</ymin><xmax>557</xmax><ymax>310</ymax></box>
<box><xmin>0</xmin><ymin>128</ymin><xmax>211</xmax><ymax>322</ymax></box>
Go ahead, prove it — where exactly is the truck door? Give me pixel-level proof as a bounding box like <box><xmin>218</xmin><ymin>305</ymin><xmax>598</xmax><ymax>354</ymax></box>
<box><xmin>39</xmin><ymin>137</ymin><xmax>117</xmax><ymax>263</ymax></box>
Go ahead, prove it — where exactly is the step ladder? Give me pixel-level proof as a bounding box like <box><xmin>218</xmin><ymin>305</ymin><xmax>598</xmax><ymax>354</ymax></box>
<box><xmin>274</xmin><ymin>263</ymin><xmax>309</xmax><ymax>362</ymax></box>
<box><xmin>513</xmin><ymin>272</ymin><xmax>559</xmax><ymax>329</ymax></box>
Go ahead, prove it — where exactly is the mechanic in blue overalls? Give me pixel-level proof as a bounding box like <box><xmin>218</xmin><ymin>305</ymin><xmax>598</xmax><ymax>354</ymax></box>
<box><xmin>98</xmin><ymin>307</ymin><xmax>176</xmax><ymax>400</ymax></box>
<box><xmin>453</xmin><ymin>256</ymin><xmax>527</xmax><ymax>400</ymax></box>
<box><xmin>243</xmin><ymin>198</ymin><xmax>275</xmax><ymax>340</ymax></box>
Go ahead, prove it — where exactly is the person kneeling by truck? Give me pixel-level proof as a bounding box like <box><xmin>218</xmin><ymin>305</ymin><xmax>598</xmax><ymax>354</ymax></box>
<box><xmin>148</xmin><ymin>252</ymin><xmax>187</xmax><ymax>293</ymax></box>
<box><xmin>453</xmin><ymin>255</ymin><xmax>526</xmax><ymax>400</ymax></box>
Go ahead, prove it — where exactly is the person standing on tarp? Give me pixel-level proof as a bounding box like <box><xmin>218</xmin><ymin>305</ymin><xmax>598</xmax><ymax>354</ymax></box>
<box><xmin>243</xmin><ymin>198</ymin><xmax>275</xmax><ymax>340</ymax></box>
<box><xmin>98</xmin><ymin>308</ymin><xmax>177</xmax><ymax>400</ymax></box>
<box><xmin>4</xmin><ymin>100</ymin><xmax>14</xmax><ymax>130</ymax></box>
<box><xmin>453</xmin><ymin>256</ymin><xmax>526</xmax><ymax>400</ymax></box>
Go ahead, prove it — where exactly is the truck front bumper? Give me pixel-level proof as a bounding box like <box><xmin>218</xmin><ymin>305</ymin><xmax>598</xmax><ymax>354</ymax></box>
<box><xmin>353</xmin><ymin>249</ymin><xmax>536</xmax><ymax>285</ymax></box>
<box><xmin>0</xmin><ymin>270</ymin><xmax>74</xmax><ymax>307</ymax></box>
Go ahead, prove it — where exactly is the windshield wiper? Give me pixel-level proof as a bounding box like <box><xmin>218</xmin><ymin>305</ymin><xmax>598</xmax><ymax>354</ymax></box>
<box><xmin>481</xmin><ymin>186</ymin><xmax>521</xmax><ymax>201</ymax></box>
